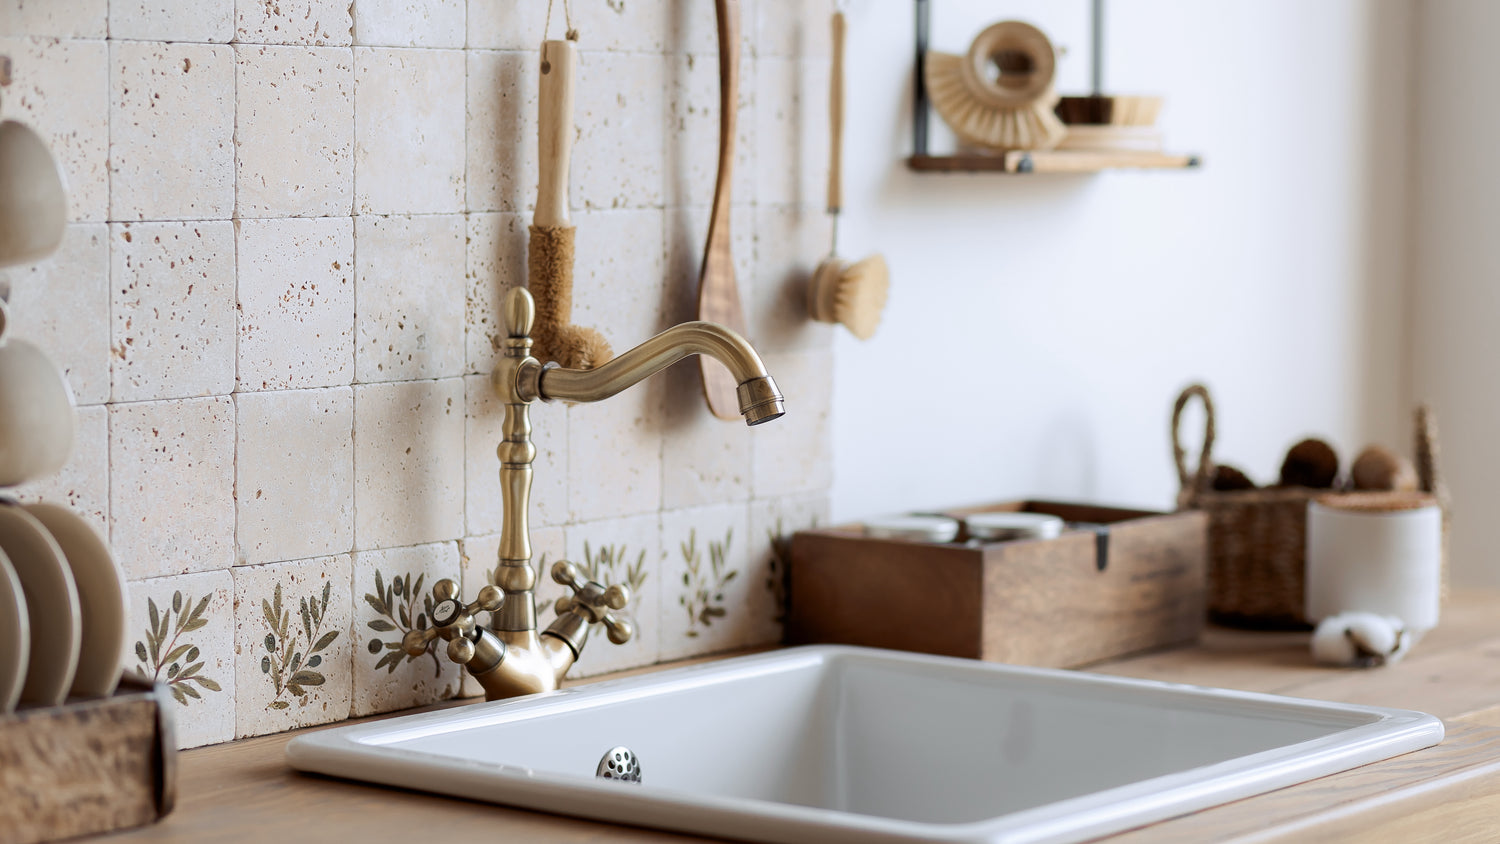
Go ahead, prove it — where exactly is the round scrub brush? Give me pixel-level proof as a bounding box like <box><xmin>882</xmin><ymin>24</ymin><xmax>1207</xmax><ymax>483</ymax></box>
<box><xmin>923</xmin><ymin>20</ymin><xmax>1066</xmax><ymax>151</ymax></box>
<box><xmin>807</xmin><ymin>8</ymin><xmax>888</xmax><ymax>340</ymax></box>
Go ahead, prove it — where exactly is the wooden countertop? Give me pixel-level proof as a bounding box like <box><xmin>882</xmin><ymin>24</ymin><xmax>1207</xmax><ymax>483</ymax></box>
<box><xmin>101</xmin><ymin>589</ymin><xmax>1500</xmax><ymax>843</ymax></box>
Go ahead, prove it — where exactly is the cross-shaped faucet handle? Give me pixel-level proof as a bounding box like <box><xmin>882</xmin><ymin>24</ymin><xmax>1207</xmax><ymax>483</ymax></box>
<box><xmin>550</xmin><ymin>560</ymin><xmax>635</xmax><ymax>645</ymax></box>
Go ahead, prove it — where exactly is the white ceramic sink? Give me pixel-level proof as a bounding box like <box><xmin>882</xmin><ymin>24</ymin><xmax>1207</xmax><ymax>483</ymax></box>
<box><xmin>287</xmin><ymin>646</ymin><xmax>1442</xmax><ymax>843</ymax></box>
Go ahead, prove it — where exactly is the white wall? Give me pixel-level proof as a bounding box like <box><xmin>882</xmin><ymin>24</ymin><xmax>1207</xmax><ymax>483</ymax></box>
<box><xmin>830</xmin><ymin>2</ymin><xmax>1414</xmax><ymax>529</ymax></box>
<box><xmin>1412</xmin><ymin>0</ymin><xmax>1500</xmax><ymax>587</ymax></box>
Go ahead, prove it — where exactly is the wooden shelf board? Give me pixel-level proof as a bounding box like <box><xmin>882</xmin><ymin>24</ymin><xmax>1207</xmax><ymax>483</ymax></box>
<box><xmin>907</xmin><ymin>150</ymin><xmax>1201</xmax><ymax>174</ymax></box>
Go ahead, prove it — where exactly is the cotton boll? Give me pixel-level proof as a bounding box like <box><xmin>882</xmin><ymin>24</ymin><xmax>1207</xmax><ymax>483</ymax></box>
<box><xmin>1344</xmin><ymin>613</ymin><xmax>1399</xmax><ymax>655</ymax></box>
<box><xmin>1312</xmin><ymin>617</ymin><xmax>1361</xmax><ymax>666</ymax></box>
<box><xmin>1311</xmin><ymin>613</ymin><xmax>1410</xmax><ymax>667</ymax></box>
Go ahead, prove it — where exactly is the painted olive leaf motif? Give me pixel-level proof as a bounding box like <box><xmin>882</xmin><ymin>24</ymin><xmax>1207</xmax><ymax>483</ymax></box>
<box><xmin>262</xmin><ymin>579</ymin><xmax>340</xmax><ymax>711</ymax></box>
<box><xmin>364</xmin><ymin>569</ymin><xmax>442</xmax><ymax>677</ymax></box>
<box><xmin>132</xmin><ymin>591</ymin><xmax>221</xmax><ymax>708</ymax></box>
<box><xmin>679</xmin><ymin>528</ymin><xmax>736</xmax><ymax>637</ymax></box>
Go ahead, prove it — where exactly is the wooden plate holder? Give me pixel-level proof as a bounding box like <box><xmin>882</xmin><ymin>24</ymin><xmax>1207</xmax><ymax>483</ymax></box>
<box><xmin>0</xmin><ymin>674</ymin><xmax>176</xmax><ymax>844</ymax></box>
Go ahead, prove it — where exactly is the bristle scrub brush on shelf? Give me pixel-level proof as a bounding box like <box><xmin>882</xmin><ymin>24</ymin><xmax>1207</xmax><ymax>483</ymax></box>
<box><xmin>807</xmin><ymin>5</ymin><xmax>889</xmax><ymax>341</ymax></box>
<box><xmin>528</xmin><ymin>8</ymin><xmax>611</xmax><ymax>370</ymax></box>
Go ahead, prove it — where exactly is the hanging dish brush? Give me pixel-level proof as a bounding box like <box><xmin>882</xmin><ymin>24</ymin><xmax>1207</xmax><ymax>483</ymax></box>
<box><xmin>923</xmin><ymin>20</ymin><xmax>1066</xmax><ymax>151</ymax></box>
<box><xmin>808</xmin><ymin>7</ymin><xmax>888</xmax><ymax>340</ymax></box>
<box><xmin>528</xmin><ymin>24</ymin><xmax>611</xmax><ymax>369</ymax></box>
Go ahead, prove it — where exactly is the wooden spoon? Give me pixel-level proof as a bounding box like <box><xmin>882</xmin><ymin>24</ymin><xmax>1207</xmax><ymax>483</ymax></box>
<box><xmin>697</xmin><ymin>0</ymin><xmax>749</xmax><ymax>421</ymax></box>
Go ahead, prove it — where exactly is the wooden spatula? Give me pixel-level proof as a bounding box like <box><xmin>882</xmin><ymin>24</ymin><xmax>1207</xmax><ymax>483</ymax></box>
<box><xmin>697</xmin><ymin>0</ymin><xmax>749</xmax><ymax>421</ymax></box>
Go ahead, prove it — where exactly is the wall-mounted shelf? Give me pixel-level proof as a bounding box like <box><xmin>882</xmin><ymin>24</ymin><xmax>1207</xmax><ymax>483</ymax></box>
<box><xmin>907</xmin><ymin>151</ymin><xmax>1201</xmax><ymax>174</ymax></box>
<box><xmin>910</xmin><ymin>0</ymin><xmax>1201</xmax><ymax>176</ymax></box>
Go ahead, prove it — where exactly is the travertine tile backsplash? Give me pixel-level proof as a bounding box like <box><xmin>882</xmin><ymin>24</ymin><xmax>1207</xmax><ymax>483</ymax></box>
<box><xmin>0</xmin><ymin>0</ymin><xmax>832</xmax><ymax>747</ymax></box>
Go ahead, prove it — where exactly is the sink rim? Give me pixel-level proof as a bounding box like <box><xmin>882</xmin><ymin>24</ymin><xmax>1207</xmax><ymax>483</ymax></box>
<box><xmin>286</xmin><ymin>645</ymin><xmax>1444</xmax><ymax>844</ymax></box>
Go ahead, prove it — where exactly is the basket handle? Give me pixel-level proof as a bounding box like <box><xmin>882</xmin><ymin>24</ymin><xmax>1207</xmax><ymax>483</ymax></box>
<box><xmin>1171</xmin><ymin>384</ymin><xmax>1216</xmax><ymax>509</ymax></box>
<box><xmin>1414</xmin><ymin>403</ymin><xmax>1446</xmax><ymax>501</ymax></box>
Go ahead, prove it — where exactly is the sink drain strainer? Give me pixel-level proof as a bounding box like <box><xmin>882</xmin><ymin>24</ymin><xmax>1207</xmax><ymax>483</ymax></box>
<box><xmin>596</xmin><ymin>746</ymin><xmax>641</xmax><ymax>783</ymax></box>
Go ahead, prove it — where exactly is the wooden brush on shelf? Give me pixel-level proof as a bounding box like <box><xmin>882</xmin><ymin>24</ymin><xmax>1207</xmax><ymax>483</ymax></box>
<box><xmin>923</xmin><ymin>20</ymin><xmax>1066</xmax><ymax>151</ymax></box>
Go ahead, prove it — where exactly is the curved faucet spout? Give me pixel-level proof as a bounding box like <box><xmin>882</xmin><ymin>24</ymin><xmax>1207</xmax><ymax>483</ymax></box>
<box><xmin>536</xmin><ymin>321</ymin><xmax>786</xmax><ymax>426</ymax></box>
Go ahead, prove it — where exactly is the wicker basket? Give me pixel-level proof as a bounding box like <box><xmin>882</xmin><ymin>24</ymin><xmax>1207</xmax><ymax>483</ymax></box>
<box><xmin>1171</xmin><ymin>384</ymin><xmax>1449</xmax><ymax>629</ymax></box>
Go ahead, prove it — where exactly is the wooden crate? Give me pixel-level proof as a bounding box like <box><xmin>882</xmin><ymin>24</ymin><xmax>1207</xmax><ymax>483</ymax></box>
<box><xmin>787</xmin><ymin>500</ymin><xmax>1208</xmax><ymax>668</ymax></box>
<box><xmin>0</xmin><ymin>675</ymin><xmax>176</xmax><ymax>844</ymax></box>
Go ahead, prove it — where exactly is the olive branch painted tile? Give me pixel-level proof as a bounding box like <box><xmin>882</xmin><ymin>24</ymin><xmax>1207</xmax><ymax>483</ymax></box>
<box><xmin>748</xmin><ymin>496</ymin><xmax>830</xmax><ymax>648</ymax></box>
<box><xmin>232</xmin><ymin>557</ymin><xmax>352</xmax><ymax>739</ymax></box>
<box><xmin>352</xmin><ymin>544</ymin><xmax>461</xmax><ymax>717</ymax></box>
<box><xmin>363</xmin><ymin>567</ymin><xmax>440</xmax><ymax>677</ymax></box>
<box><xmin>565</xmin><ymin>514</ymin><xmax>661</xmax><ymax>678</ymax></box>
<box><xmin>660</xmin><ymin>505</ymin><xmax>747</xmax><ymax>663</ymax></box>
<box><xmin>127</xmin><ymin>570</ymin><xmax>235</xmax><ymax>748</ymax></box>
<box><xmin>579</xmin><ymin>540</ymin><xmax>649</xmax><ymax>597</ymax></box>
<box><xmin>260</xmin><ymin>580</ymin><xmax>340</xmax><ymax>710</ymax></box>
<box><xmin>133</xmin><ymin>590</ymin><xmax>222</xmax><ymax>706</ymax></box>
<box><xmin>678</xmin><ymin>527</ymin><xmax>737</xmax><ymax>637</ymax></box>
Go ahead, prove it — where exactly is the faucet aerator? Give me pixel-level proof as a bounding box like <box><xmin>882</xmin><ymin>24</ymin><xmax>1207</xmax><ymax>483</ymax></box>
<box><xmin>736</xmin><ymin>376</ymin><xmax>785</xmax><ymax>426</ymax></box>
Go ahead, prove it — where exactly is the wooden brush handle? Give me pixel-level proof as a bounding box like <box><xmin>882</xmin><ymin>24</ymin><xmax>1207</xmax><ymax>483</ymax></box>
<box><xmin>827</xmin><ymin>11</ymin><xmax>846</xmax><ymax>215</ymax></box>
<box><xmin>536</xmin><ymin>39</ymin><xmax>576</xmax><ymax>229</ymax></box>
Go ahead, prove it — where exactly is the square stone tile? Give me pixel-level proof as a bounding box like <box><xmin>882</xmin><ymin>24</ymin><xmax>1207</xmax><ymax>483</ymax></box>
<box><xmin>110</xmin><ymin>397</ymin><xmax>235</xmax><ymax>579</ymax></box>
<box><xmin>465</xmin><ymin>50</ymin><xmax>536</xmax><ymax>214</ymax></box>
<box><xmin>665</xmin><ymin>51</ymin><xmax>756</xmax><ymax>209</ymax></box>
<box><xmin>0</xmin><ymin>0</ymin><xmax>108</xmax><ymax>37</ymax></box>
<box><xmin>662</xmin><ymin>203</ymin><xmax>754</xmax><ymax>326</ymax></box>
<box><xmin>465</xmin><ymin>374</ymin><xmax>568</xmax><ymax>535</ymax></box>
<box><xmin>573</xmin><ymin>51</ymin><xmax>665</xmax><ymax>211</ymax></box>
<box><xmin>353</xmin><ymin>47</ymin><xmax>465</xmax><ymax>215</ymax></box>
<box><xmin>750</xmin><ymin>203</ymin><xmax>833</xmax><ymax>353</ymax></box>
<box><xmin>236</xmin><ymin>217</ymin><xmax>354</xmax><ymax>391</ymax></box>
<box><xmin>568</xmin><ymin>382</ymin><xmax>663</xmax><ymax>523</ymax></box>
<box><xmin>457</xmin><ymin>527</ymin><xmax>564</xmax><ymax>698</ymax></box>
<box><xmin>755</xmin><ymin>0</ymin><xmax>829</xmax><ymax>58</ymax></box>
<box><xmin>351</xmin><ymin>543</ymin><xmax>462</xmax><ymax>716</ymax></box>
<box><xmin>109</xmin><ymin>221</ymin><xmax>236</xmax><ymax>402</ymax></box>
<box><xmin>233</xmin><ymin>555</ymin><xmax>353</xmax><ymax>737</ymax></box>
<box><xmin>4</xmin><ymin>223</ymin><xmax>110</xmax><ymax>403</ymax></box>
<box><xmin>354</xmin><ymin>214</ymin><xmax>466</xmax><ymax>382</ymax></box>
<box><xmin>110</xmin><ymin>41</ymin><xmax>235</xmax><ymax>221</ymax></box>
<box><xmin>568</xmin><ymin>208</ymin><xmax>668</xmax><ymax>352</ymax></box>
<box><xmin>659</xmin><ymin>503</ymin><xmax>753</xmax><ymax>662</ymax></box>
<box><xmin>236</xmin><ymin>45</ymin><xmax>354</xmax><ymax>218</ymax></box>
<box><xmin>8</xmin><ymin>405</ymin><xmax>109</xmax><ymax>538</ymax></box>
<box><xmin>563</xmin><ymin>513</ymin><xmax>661</xmax><ymax>678</ymax></box>
<box><xmin>353</xmin><ymin>378</ymin><xmax>464</xmax><ymax>550</ymax></box>
<box><xmin>658</xmin><ymin>357</ymin><xmax>754</xmax><ymax>510</ymax></box>
<box><xmin>0</xmin><ymin>37</ymin><xmax>109</xmax><ymax>222</ymax></box>
<box><xmin>748</xmin><ymin>492</ymin><xmax>828</xmax><ymax>643</ymax></box>
<box><xmin>466</xmin><ymin>5</ymin><xmax>539</xmax><ymax>49</ymax></box>
<box><xmin>464</xmin><ymin>211</ymin><xmax>526</xmax><ymax>375</ymax></box>
<box><xmin>236</xmin><ymin>0</ymin><xmax>352</xmax><ymax>45</ymax></box>
<box><xmin>754</xmin><ymin>57</ymin><xmax>828</xmax><ymax>208</ymax></box>
<box><xmin>236</xmin><ymin>388</ymin><xmax>354</xmax><ymax>566</ymax></box>
<box><xmin>111</xmin><ymin>0</ymin><xmax>233</xmax><ymax>42</ymax></box>
<box><xmin>467</xmin><ymin>2</ymin><xmax>664</xmax><ymax>52</ymax></box>
<box><xmin>352</xmin><ymin>0</ymin><xmax>463</xmax><ymax>47</ymax></box>
<box><xmin>750</xmin><ymin>350</ymin><xmax>832</xmax><ymax>500</ymax></box>
<box><xmin>666</xmin><ymin>0</ymin><xmax>756</xmax><ymax>57</ymax></box>
<box><xmin>123</xmin><ymin>570</ymin><xmax>235</xmax><ymax>748</ymax></box>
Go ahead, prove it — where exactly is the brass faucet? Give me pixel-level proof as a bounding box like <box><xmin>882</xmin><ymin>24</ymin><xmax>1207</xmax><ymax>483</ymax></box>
<box><xmin>401</xmin><ymin>288</ymin><xmax>785</xmax><ymax>700</ymax></box>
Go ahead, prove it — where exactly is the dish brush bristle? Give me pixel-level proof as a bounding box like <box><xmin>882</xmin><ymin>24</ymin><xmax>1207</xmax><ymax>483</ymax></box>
<box><xmin>924</xmin><ymin>46</ymin><xmax>1065</xmax><ymax>151</ymax></box>
<box><xmin>809</xmin><ymin>253</ymin><xmax>889</xmax><ymax>341</ymax></box>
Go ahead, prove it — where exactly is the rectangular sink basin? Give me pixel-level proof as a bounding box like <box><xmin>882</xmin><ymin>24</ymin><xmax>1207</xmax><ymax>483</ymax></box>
<box><xmin>287</xmin><ymin>646</ymin><xmax>1442</xmax><ymax>843</ymax></box>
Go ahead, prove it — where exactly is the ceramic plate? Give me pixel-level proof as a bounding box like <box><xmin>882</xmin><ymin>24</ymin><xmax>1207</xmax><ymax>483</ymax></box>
<box><xmin>0</xmin><ymin>502</ymin><xmax>80</xmax><ymax>705</ymax></box>
<box><xmin>25</xmin><ymin>503</ymin><xmax>125</xmax><ymax>698</ymax></box>
<box><xmin>0</xmin><ymin>547</ymin><xmax>28</xmax><ymax>712</ymax></box>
